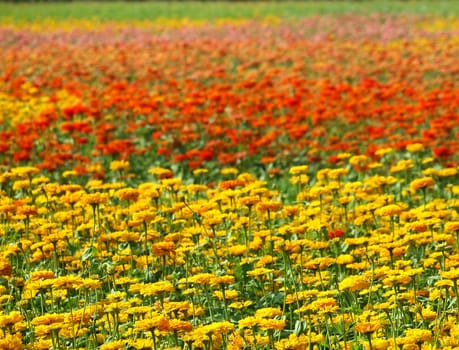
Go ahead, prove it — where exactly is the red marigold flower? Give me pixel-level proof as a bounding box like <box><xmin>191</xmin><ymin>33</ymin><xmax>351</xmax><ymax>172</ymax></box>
<box><xmin>328</xmin><ymin>229</ymin><xmax>345</xmax><ymax>239</ymax></box>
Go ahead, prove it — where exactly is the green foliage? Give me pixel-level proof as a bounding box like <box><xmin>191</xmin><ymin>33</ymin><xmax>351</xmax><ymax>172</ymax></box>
<box><xmin>1</xmin><ymin>1</ymin><xmax>459</xmax><ymax>22</ymax></box>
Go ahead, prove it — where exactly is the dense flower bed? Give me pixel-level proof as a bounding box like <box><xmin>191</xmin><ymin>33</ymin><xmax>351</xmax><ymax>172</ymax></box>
<box><xmin>0</xmin><ymin>15</ymin><xmax>458</xmax><ymax>349</ymax></box>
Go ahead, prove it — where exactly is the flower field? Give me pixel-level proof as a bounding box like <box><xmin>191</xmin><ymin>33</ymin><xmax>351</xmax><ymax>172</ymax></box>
<box><xmin>0</xmin><ymin>9</ymin><xmax>459</xmax><ymax>350</ymax></box>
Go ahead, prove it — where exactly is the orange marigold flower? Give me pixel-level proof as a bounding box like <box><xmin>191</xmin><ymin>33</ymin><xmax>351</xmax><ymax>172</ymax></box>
<box><xmin>219</xmin><ymin>179</ymin><xmax>245</xmax><ymax>190</ymax></box>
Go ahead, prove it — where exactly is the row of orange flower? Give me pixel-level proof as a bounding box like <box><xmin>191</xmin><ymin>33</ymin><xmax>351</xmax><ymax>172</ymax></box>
<box><xmin>0</xmin><ymin>16</ymin><xmax>458</xmax><ymax>180</ymax></box>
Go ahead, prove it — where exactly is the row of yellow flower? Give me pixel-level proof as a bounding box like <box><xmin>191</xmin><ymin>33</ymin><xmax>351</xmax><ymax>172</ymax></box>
<box><xmin>0</xmin><ymin>147</ymin><xmax>457</xmax><ymax>349</ymax></box>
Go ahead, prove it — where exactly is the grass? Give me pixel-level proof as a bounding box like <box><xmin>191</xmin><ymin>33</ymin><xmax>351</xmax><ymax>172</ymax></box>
<box><xmin>1</xmin><ymin>1</ymin><xmax>459</xmax><ymax>22</ymax></box>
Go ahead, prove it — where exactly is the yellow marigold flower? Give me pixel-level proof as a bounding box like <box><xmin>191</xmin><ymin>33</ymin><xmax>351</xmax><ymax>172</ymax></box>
<box><xmin>193</xmin><ymin>168</ymin><xmax>208</xmax><ymax>176</ymax></box>
<box><xmin>390</xmin><ymin>159</ymin><xmax>414</xmax><ymax>173</ymax></box>
<box><xmin>339</xmin><ymin>275</ymin><xmax>370</xmax><ymax>292</ymax></box>
<box><xmin>445</xmin><ymin>222</ymin><xmax>459</xmax><ymax>232</ymax></box>
<box><xmin>228</xmin><ymin>244</ymin><xmax>247</xmax><ymax>256</ymax></box>
<box><xmin>210</xmin><ymin>275</ymin><xmax>235</xmax><ymax>287</ymax></box>
<box><xmin>375</xmin><ymin>204</ymin><xmax>403</xmax><ymax>217</ymax></box>
<box><xmin>258</xmin><ymin>318</ymin><xmax>286</xmax><ymax>331</ymax></box>
<box><xmin>12</xmin><ymin>180</ymin><xmax>30</xmax><ymax>190</ymax></box>
<box><xmin>255</xmin><ymin>307</ymin><xmax>283</xmax><ymax>319</ymax></box>
<box><xmin>247</xmin><ymin>268</ymin><xmax>274</xmax><ymax>277</ymax></box>
<box><xmin>202</xmin><ymin>211</ymin><xmax>225</xmax><ymax>227</ymax></box>
<box><xmin>369</xmin><ymin>162</ymin><xmax>383</xmax><ymax>169</ymax></box>
<box><xmin>375</xmin><ymin>148</ymin><xmax>393</xmax><ymax>157</ymax></box>
<box><xmin>152</xmin><ymin>241</ymin><xmax>176</xmax><ymax>257</ymax></box>
<box><xmin>127</xmin><ymin>339</ymin><xmax>155</xmax><ymax>349</ymax></box>
<box><xmin>31</xmin><ymin>338</ymin><xmax>52</xmax><ymax>349</ymax></box>
<box><xmin>337</xmin><ymin>152</ymin><xmax>351</xmax><ymax>160</ymax></box>
<box><xmin>110</xmin><ymin>160</ymin><xmax>130</xmax><ymax>172</ymax></box>
<box><xmin>131</xmin><ymin>211</ymin><xmax>155</xmax><ymax>226</ymax></box>
<box><xmin>213</xmin><ymin>289</ymin><xmax>239</xmax><ymax>301</ymax></box>
<box><xmin>161</xmin><ymin>178</ymin><xmax>183</xmax><ymax>191</ymax></box>
<box><xmin>32</xmin><ymin>175</ymin><xmax>50</xmax><ymax>188</ymax></box>
<box><xmin>257</xmin><ymin>201</ymin><xmax>282</xmax><ymax>212</ymax></box>
<box><xmin>295</xmin><ymin>290</ymin><xmax>320</xmax><ymax>302</ymax></box>
<box><xmin>313</xmin><ymin>297</ymin><xmax>339</xmax><ymax>314</ymax></box>
<box><xmin>186</xmin><ymin>184</ymin><xmax>208</xmax><ymax>193</ymax></box>
<box><xmin>81</xmin><ymin>192</ymin><xmax>109</xmax><ymax>206</ymax></box>
<box><xmin>31</xmin><ymin>313</ymin><xmax>65</xmax><ymax>326</ymax></box>
<box><xmin>80</xmin><ymin>278</ymin><xmax>102</xmax><ymax>290</ymax></box>
<box><xmin>238</xmin><ymin>316</ymin><xmax>258</xmax><ymax>329</ymax></box>
<box><xmin>169</xmin><ymin>319</ymin><xmax>193</xmax><ymax>332</ymax></box>
<box><xmin>237</xmin><ymin>173</ymin><xmax>258</xmax><ymax>184</ymax></box>
<box><xmin>30</xmin><ymin>270</ymin><xmax>55</xmax><ymax>281</ymax></box>
<box><xmin>437</xmin><ymin>167</ymin><xmax>457</xmax><ymax>177</ymax></box>
<box><xmin>410</xmin><ymin>177</ymin><xmax>435</xmax><ymax>192</ymax></box>
<box><xmin>295</xmin><ymin>297</ymin><xmax>338</xmax><ymax>315</ymax></box>
<box><xmin>148</xmin><ymin>167</ymin><xmax>173</xmax><ymax>178</ymax></box>
<box><xmin>115</xmin><ymin>188</ymin><xmax>139</xmax><ymax>202</ymax></box>
<box><xmin>138</xmin><ymin>182</ymin><xmax>160</xmax><ymax>195</ymax></box>
<box><xmin>202</xmin><ymin>321</ymin><xmax>234</xmax><ymax>334</ymax></box>
<box><xmin>365</xmin><ymin>175</ymin><xmax>397</xmax><ymax>188</ymax></box>
<box><xmin>314</xmin><ymin>168</ymin><xmax>329</xmax><ymax>182</ymax></box>
<box><xmin>335</xmin><ymin>254</ymin><xmax>354</xmax><ymax>265</ymax></box>
<box><xmin>367</xmin><ymin>339</ymin><xmax>390</xmax><ymax>350</ymax></box>
<box><xmin>290</xmin><ymin>174</ymin><xmax>310</xmax><ymax>186</ymax></box>
<box><xmin>383</xmin><ymin>274</ymin><xmax>411</xmax><ymax>287</ymax></box>
<box><xmin>140</xmin><ymin>281</ymin><xmax>174</xmax><ymax>297</ymax></box>
<box><xmin>161</xmin><ymin>300</ymin><xmax>191</xmax><ymax>314</ymax></box>
<box><xmin>419</xmin><ymin>307</ymin><xmax>437</xmax><ymax>321</ymax></box>
<box><xmin>189</xmin><ymin>273</ymin><xmax>215</xmax><ymax>285</ymax></box>
<box><xmin>113</xmin><ymin>230</ymin><xmax>139</xmax><ymax>243</ymax></box>
<box><xmin>308</xmin><ymin>186</ymin><xmax>330</xmax><ymax>198</ymax></box>
<box><xmin>59</xmin><ymin>325</ymin><xmax>89</xmax><ymax>338</ymax></box>
<box><xmin>0</xmin><ymin>334</ymin><xmax>23</xmax><ymax>350</ymax></box>
<box><xmin>100</xmin><ymin>340</ymin><xmax>126</xmax><ymax>350</ymax></box>
<box><xmin>34</xmin><ymin>323</ymin><xmax>65</xmax><ymax>337</ymax></box>
<box><xmin>328</xmin><ymin>168</ymin><xmax>348</xmax><ymax>180</ymax></box>
<box><xmin>422</xmin><ymin>157</ymin><xmax>433</xmax><ymax>164</ymax></box>
<box><xmin>220</xmin><ymin>167</ymin><xmax>239</xmax><ymax>176</ymax></box>
<box><xmin>0</xmin><ymin>255</ymin><xmax>12</xmax><ymax>278</ymax></box>
<box><xmin>349</xmin><ymin>154</ymin><xmax>369</xmax><ymax>167</ymax></box>
<box><xmin>135</xmin><ymin>314</ymin><xmax>171</xmax><ymax>332</ymax></box>
<box><xmin>450</xmin><ymin>324</ymin><xmax>459</xmax><ymax>339</ymax></box>
<box><xmin>275</xmin><ymin>333</ymin><xmax>324</xmax><ymax>349</ymax></box>
<box><xmin>239</xmin><ymin>195</ymin><xmax>260</xmax><ymax>207</ymax></box>
<box><xmin>440</xmin><ymin>268</ymin><xmax>459</xmax><ymax>281</ymax></box>
<box><xmin>404</xmin><ymin>328</ymin><xmax>433</xmax><ymax>343</ymax></box>
<box><xmin>0</xmin><ymin>311</ymin><xmax>23</xmax><ymax>328</ymax></box>
<box><xmin>289</xmin><ymin>165</ymin><xmax>309</xmax><ymax>175</ymax></box>
<box><xmin>62</xmin><ymin>170</ymin><xmax>78</xmax><ymax>178</ymax></box>
<box><xmin>282</xmin><ymin>205</ymin><xmax>301</xmax><ymax>218</ymax></box>
<box><xmin>10</xmin><ymin>166</ymin><xmax>40</xmax><ymax>178</ymax></box>
<box><xmin>355</xmin><ymin>320</ymin><xmax>382</xmax><ymax>334</ymax></box>
<box><xmin>373</xmin><ymin>301</ymin><xmax>396</xmax><ymax>311</ymax></box>
<box><xmin>229</xmin><ymin>300</ymin><xmax>253</xmax><ymax>309</ymax></box>
<box><xmin>406</xmin><ymin>143</ymin><xmax>424</xmax><ymax>153</ymax></box>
